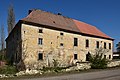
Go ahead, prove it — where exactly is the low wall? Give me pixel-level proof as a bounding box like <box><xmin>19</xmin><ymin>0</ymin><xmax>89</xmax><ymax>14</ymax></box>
<box><xmin>107</xmin><ymin>60</ymin><xmax>120</xmax><ymax>67</ymax></box>
<box><xmin>66</xmin><ymin>62</ymin><xmax>91</xmax><ymax>71</ymax></box>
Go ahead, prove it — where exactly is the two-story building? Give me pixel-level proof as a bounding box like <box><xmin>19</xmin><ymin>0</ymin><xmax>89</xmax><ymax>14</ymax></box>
<box><xmin>6</xmin><ymin>9</ymin><xmax>114</xmax><ymax>69</ymax></box>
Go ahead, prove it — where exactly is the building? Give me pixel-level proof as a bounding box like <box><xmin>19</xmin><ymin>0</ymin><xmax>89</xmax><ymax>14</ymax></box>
<box><xmin>6</xmin><ymin>9</ymin><xmax>114</xmax><ymax>69</ymax></box>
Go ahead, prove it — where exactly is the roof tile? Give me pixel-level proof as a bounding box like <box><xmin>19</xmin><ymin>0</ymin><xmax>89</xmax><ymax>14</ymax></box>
<box><xmin>22</xmin><ymin>10</ymin><xmax>113</xmax><ymax>40</ymax></box>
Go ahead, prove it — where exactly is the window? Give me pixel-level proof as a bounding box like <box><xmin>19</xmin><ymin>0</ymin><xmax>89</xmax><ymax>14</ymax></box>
<box><xmin>51</xmin><ymin>42</ymin><xmax>52</xmax><ymax>44</ymax></box>
<box><xmin>39</xmin><ymin>29</ymin><xmax>43</xmax><ymax>33</ymax></box>
<box><xmin>104</xmin><ymin>42</ymin><xmax>106</xmax><ymax>49</ymax></box>
<box><xmin>60</xmin><ymin>32</ymin><xmax>64</xmax><ymax>36</ymax></box>
<box><xmin>104</xmin><ymin>55</ymin><xmax>106</xmax><ymax>59</ymax></box>
<box><xmin>86</xmin><ymin>39</ymin><xmax>89</xmax><ymax>48</ymax></box>
<box><xmin>109</xmin><ymin>55</ymin><xmax>111</xmax><ymax>59</ymax></box>
<box><xmin>38</xmin><ymin>53</ymin><xmax>43</xmax><ymax>60</ymax></box>
<box><xmin>74</xmin><ymin>38</ymin><xmax>78</xmax><ymax>46</ymax></box>
<box><xmin>86</xmin><ymin>52</ymin><xmax>91</xmax><ymax>61</ymax></box>
<box><xmin>16</xmin><ymin>53</ymin><xmax>17</xmax><ymax>61</ymax></box>
<box><xmin>38</xmin><ymin>38</ymin><xmax>43</xmax><ymax>45</ymax></box>
<box><xmin>109</xmin><ymin>43</ymin><xmax>111</xmax><ymax>49</ymax></box>
<box><xmin>60</xmin><ymin>43</ymin><xmax>64</xmax><ymax>47</ymax></box>
<box><xmin>74</xmin><ymin>54</ymin><xmax>77</xmax><ymax>60</ymax></box>
<box><xmin>96</xmin><ymin>41</ymin><xmax>99</xmax><ymax>48</ymax></box>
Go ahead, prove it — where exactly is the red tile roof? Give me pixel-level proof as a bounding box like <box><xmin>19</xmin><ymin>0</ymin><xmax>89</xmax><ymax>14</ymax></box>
<box><xmin>73</xmin><ymin>19</ymin><xmax>112</xmax><ymax>39</ymax></box>
<box><xmin>22</xmin><ymin>10</ymin><xmax>113</xmax><ymax>40</ymax></box>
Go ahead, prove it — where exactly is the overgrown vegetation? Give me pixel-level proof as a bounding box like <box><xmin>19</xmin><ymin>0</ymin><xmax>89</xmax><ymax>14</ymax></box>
<box><xmin>0</xmin><ymin>49</ymin><xmax>6</xmax><ymax>61</ymax></box>
<box><xmin>90</xmin><ymin>54</ymin><xmax>108</xmax><ymax>69</ymax></box>
<box><xmin>42</xmin><ymin>59</ymin><xmax>66</xmax><ymax>73</ymax></box>
<box><xmin>90</xmin><ymin>48</ymin><xmax>109</xmax><ymax>69</ymax></box>
<box><xmin>0</xmin><ymin>65</ymin><xmax>18</xmax><ymax>74</ymax></box>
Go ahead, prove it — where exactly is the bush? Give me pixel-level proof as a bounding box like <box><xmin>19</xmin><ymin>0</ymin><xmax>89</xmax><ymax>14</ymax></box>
<box><xmin>0</xmin><ymin>65</ymin><xmax>18</xmax><ymax>74</ymax></box>
<box><xmin>42</xmin><ymin>66</ymin><xmax>65</xmax><ymax>73</ymax></box>
<box><xmin>53</xmin><ymin>59</ymin><xmax>59</xmax><ymax>68</ymax></box>
<box><xmin>90</xmin><ymin>48</ymin><xmax>109</xmax><ymax>69</ymax></box>
<box><xmin>90</xmin><ymin>56</ymin><xmax>108</xmax><ymax>69</ymax></box>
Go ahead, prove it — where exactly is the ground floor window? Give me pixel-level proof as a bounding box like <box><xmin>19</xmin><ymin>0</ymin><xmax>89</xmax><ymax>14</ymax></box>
<box><xmin>104</xmin><ymin>55</ymin><xmax>106</xmax><ymax>59</ymax></box>
<box><xmin>86</xmin><ymin>52</ymin><xmax>91</xmax><ymax>61</ymax></box>
<box><xmin>74</xmin><ymin>54</ymin><xmax>77</xmax><ymax>60</ymax></box>
<box><xmin>38</xmin><ymin>53</ymin><xmax>43</xmax><ymax>60</ymax></box>
<box><xmin>109</xmin><ymin>55</ymin><xmax>111</xmax><ymax>59</ymax></box>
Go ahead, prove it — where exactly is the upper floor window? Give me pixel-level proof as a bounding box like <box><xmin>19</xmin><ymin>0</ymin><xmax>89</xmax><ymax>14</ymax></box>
<box><xmin>60</xmin><ymin>32</ymin><xmax>64</xmax><ymax>36</ymax></box>
<box><xmin>86</xmin><ymin>39</ymin><xmax>89</xmax><ymax>48</ymax></box>
<box><xmin>38</xmin><ymin>53</ymin><xmax>43</xmax><ymax>60</ymax></box>
<box><xmin>60</xmin><ymin>43</ymin><xmax>64</xmax><ymax>47</ymax></box>
<box><xmin>96</xmin><ymin>41</ymin><xmax>99</xmax><ymax>48</ymax></box>
<box><xmin>109</xmin><ymin>43</ymin><xmax>111</xmax><ymax>49</ymax></box>
<box><xmin>104</xmin><ymin>55</ymin><xmax>106</xmax><ymax>59</ymax></box>
<box><xmin>104</xmin><ymin>42</ymin><xmax>106</xmax><ymax>49</ymax></box>
<box><xmin>74</xmin><ymin>38</ymin><xmax>78</xmax><ymax>46</ymax></box>
<box><xmin>38</xmin><ymin>38</ymin><xmax>43</xmax><ymax>45</ymax></box>
<box><xmin>39</xmin><ymin>29</ymin><xmax>43</xmax><ymax>33</ymax></box>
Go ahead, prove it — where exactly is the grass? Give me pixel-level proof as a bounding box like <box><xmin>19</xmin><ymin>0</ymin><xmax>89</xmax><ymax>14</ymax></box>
<box><xmin>0</xmin><ymin>65</ymin><xmax>18</xmax><ymax>74</ymax></box>
<box><xmin>2</xmin><ymin>66</ymin><xmax>120</xmax><ymax>80</ymax></box>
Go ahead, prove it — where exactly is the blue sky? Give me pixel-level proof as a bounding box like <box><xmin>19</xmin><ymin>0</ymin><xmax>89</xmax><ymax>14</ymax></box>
<box><xmin>0</xmin><ymin>0</ymin><xmax>120</xmax><ymax>50</ymax></box>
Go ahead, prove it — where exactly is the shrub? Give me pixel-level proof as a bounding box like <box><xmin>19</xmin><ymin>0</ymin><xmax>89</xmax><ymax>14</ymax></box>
<box><xmin>0</xmin><ymin>65</ymin><xmax>18</xmax><ymax>74</ymax></box>
<box><xmin>53</xmin><ymin>59</ymin><xmax>59</xmax><ymax>68</ymax></box>
<box><xmin>90</xmin><ymin>48</ymin><xmax>109</xmax><ymax>69</ymax></box>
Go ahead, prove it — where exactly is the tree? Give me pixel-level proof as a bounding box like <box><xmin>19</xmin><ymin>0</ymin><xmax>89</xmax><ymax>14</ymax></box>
<box><xmin>116</xmin><ymin>42</ymin><xmax>120</xmax><ymax>52</ymax></box>
<box><xmin>0</xmin><ymin>24</ymin><xmax>5</xmax><ymax>50</ymax></box>
<box><xmin>7</xmin><ymin>4</ymin><xmax>15</xmax><ymax>34</ymax></box>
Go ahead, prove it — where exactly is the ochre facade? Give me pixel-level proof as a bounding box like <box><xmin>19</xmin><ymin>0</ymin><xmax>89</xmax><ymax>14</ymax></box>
<box><xmin>20</xmin><ymin>23</ymin><xmax>113</xmax><ymax>69</ymax></box>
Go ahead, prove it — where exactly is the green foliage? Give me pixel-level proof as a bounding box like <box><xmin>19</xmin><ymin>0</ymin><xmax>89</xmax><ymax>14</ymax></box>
<box><xmin>0</xmin><ymin>65</ymin><xmax>18</xmax><ymax>74</ymax></box>
<box><xmin>53</xmin><ymin>59</ymin><xmax>59</xmax><ymax>67</ymax></box>
<box><xmin>116</xmin><ymin>42</ymin><xmax>120</xmax><ymax>52</ymax></box>
<box><xmin>42</xmin><ymin>66</ymin><xmax>64</xmax><ymax>73</ymax></box>
<box><xmin>42</xmin><ymin>59</ymin><xmax>66</xmax><ymax>73</ymax></box>
<box><xmin>90</xmin><ymin>48</ymin><xmax>109</xmax><ymax>69</ymax></box>
<box><xmin>0</xmin><ymin>54</ymin><xmax>6</xmax><ymax>61</ymax></box>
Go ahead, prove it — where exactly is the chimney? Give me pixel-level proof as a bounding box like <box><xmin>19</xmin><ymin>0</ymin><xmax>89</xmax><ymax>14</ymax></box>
<box><xmin>58</xmin><ymin>13</ymin><xmax>62</xmax><ymax>15</ymax></box>
<box><xmin>28</xmin><ymin>10</ymin><xmax>33</xmax><ymax>14</ymax></box>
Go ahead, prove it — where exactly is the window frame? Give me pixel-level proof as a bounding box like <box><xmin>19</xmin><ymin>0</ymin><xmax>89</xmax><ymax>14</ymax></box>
<box><xmin>96</xmin><ymin>41</ymin><xmax>99</xmax><ymax>48</ymax></box>
<box><xmin>74</xmin><ymin>38</ymin><xmax>78</xmax><ymax>46</ymax></box>
<box><xmin>38</xmin><ymin>53</ymin><xmax>43</xmax><ymax>60</ymax></box>
<box><xmin>109</xmin><ymin>55</ymin><xmax>111</xmax><ymax>59</ymax></box>
<box><xmin>109</xmin><ymin>43</ymin><xmax>111</xmax><ymax>49</ymax></box>
<box><xmin>39</xmin><ymin>29</ymin><xmax>43</xmax><ymax>33</ymax></box>
<box><xmin>38</xmin><ymin>38</ymin><xmax>43</xmax><ymax>45</ymax></box>
<box><xmin>60</xmin><ymin>32</ymin><xmax>64</xmax><ymax>36</ymax></box>
<box><xmin>86</xmin><ymin>39</ymin><xmax>89</xmax><ymax>48</ymax></box>
<box><xmin>74</xmin><ymin>54</ymin><xmax>78</xmax><ymax>60</ymax></box>
<box><xmin>104</xmin><ymin>42</ymin><xmax>106</xmax><ymax>49</ymax></box>
<box><xmin>104</xmin><ymin>55</ymin><xmax>106</xmax><ymax>59</ymax></box>
<box><xmin>60</xmin><ymin>43</ymin><xmax>64</xmax><ymax>47</ymax></box>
